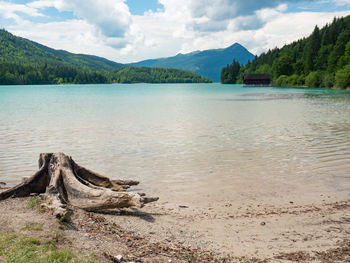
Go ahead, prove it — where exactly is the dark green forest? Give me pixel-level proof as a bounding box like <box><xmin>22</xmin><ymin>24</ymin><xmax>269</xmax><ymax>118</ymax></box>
<box><xmin>0</xmin><ymin>63</ymin><xmax>211</xmax><ymax>85</ymax></box>
<box><xmin>115</xmin><ymin>67</ymin><xmax>211</xmax><ymax>83</ymax></box>
<box><xmin>221</xmin><ymin>15</ymin><xmax>350</xmax><ymax>89</ymax></box>
<box><xmin>0</xmin><ymin>29</ymin><xmax>210</xmax><ymax>85</ymax></box>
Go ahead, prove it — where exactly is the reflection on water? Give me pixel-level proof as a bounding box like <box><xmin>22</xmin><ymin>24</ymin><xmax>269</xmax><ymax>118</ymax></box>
<box><xmin>0</xmin><ymin>84</ymin><xmax>350</xmax><ymax>202</ymax></box>
<box><xmin>223</xmin><ymin>91</ymin><xmax>333</xmax><ymax>101</ymax></box>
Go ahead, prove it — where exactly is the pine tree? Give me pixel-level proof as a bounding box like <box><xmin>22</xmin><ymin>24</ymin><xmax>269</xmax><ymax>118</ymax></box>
<box><xmin>303</xmin><ymin>26</ymin><xmax>321</xmax><ymax>74</ymax></box>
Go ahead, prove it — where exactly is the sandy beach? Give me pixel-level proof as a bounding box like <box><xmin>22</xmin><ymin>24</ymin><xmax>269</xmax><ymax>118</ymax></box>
<box><xmin>0</xmin><ymin>180</ymin><xmax>349</xmax><ymax>262</ymax></box>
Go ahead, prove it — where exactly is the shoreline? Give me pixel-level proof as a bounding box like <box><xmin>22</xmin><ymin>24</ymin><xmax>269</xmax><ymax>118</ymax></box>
<box><xmin>0</xmin><ymin>189</ymin><xmax>349</xmax><ymax>262</ymax></box>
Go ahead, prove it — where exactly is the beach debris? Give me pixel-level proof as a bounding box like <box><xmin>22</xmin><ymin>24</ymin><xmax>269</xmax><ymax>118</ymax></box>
<box><xmin>104</xmin><ymin>252</ymin><xmax>124</xmax><ymax>262</ymax></box>
<box><xmin>260</xmin><ymin>222</ymin><xmax>266</xmax><ymax>226</ymax></box>
<box><xmin>179</xmin><ymin>205</ymin><xmax>189</xmax><ymax>208</ymax></box>
<box><xmin>0</xmin><ymin>153</ymin><xmax>158</xmax><ymax>217</ymax></box>
<box><xmin>115</xmin><ymin>255</ymin><xmax>124</xmax><ymax>262</ymax></box>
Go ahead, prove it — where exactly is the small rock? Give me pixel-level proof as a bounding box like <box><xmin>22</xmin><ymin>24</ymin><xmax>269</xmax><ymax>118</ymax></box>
<box><xmin>289</xmin><ymin>201</ymin><xmax>294</xmax><ymax>204</ymax></box>
<box><xmin>260</xmin><ymin>221</ymin><xmax>266</xmax><ymax>226</ymax></box>
<box><xmin>115</xmin><ymin>255</ymin><xmax>124</xmax><ymax>262</ymax></box>
<box><xmin>179</xmin><ymin>205</ymin><xmax>188</xmax><ymax>208</ymax></box>
<box><xmin>104</xmin><ymin>252</ymin><xmax>124</xmax><ymax>263</ymax></box>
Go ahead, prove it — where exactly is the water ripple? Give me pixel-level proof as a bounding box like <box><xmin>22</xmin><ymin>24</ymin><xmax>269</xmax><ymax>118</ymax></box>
<box><xmin>1</xmin><ymin>84</ymin><xmax>350</xmax><ymax>194</ymax></box>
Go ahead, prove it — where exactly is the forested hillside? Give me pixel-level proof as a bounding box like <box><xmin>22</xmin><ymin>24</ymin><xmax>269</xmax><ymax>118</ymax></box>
<box><xmin>115</xmin><ymin>67</ymin><xmax>211</xmax><ymax>83</ymax></box>
<box><xmin>0</xmin><ymin>29</ymin><xmax>123</xmax><ymax>71</ymax></box>
<box><xmin>0</xmin><ymin>30</ymin><xmax>210</xmax><ymax>85</ymax></box>
<box><xmin>0</xmin><ymin>63</ymin><xmax>112</xmax><ymax>85</ymax></box>
<box><xmin>221</xmin><ymin>16</ymin><xmax>350</xmax><ymax>89</ymax></box>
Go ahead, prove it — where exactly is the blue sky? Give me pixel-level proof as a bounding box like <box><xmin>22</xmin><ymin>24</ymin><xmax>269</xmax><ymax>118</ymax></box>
<box><xmin>0</xmin><ymin>0</ymin><xmax>350</xmax><ymax>62</ymax></box>
<box><xmin>126</xmin><ymin>0</ymin><xmax>163</xmax><ymax>15</ymax></box>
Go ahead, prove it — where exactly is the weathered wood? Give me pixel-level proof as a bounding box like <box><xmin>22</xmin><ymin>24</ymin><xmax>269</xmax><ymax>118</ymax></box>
<box><xmin>0</xmin><ymin>153</ymin><xmax>158</xmax><ymax>217</ymax></box>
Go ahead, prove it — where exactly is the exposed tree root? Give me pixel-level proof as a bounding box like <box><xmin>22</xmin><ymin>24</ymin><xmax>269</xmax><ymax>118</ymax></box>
<box><xmin>0</xmin><ymin>153</ymin><xmax>158</xmax><ymax>217</ymax></box>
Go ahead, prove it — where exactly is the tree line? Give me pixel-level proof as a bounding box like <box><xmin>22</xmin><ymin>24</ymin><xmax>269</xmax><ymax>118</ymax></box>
<box><xmin>221</xmin><ymin>15</ymin><xmax>350</xmax><ymax>89</ymax></box>
<box><xmin>0</xmin><ymin>63</ymin><xmax>211</xmax><ymax>85</ymax></box>
<box><xmin>114</xmin><ymin>67</ymin><xmax>212</xmax><ymax>83</ymax></box>
<box><xmin>0</xmin><ymin>63</ymin><xmax>111</xmax><ymax>85</ymax></box>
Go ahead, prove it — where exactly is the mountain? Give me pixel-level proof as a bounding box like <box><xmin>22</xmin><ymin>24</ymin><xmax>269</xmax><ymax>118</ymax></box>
<box><xmin>133</xmin><ymin>43</ymin><xmax>255</xmax><ymax>82</ymax></box>
<box><xmin>222</xmin><ymin>15</ymin><xmax>350</xmax><ymax>89</ymax></box>
<box><xmin>0</xmin><ymin>29</ymin><xmax>210</xmax><ymax>85</ymax></box>
<box><xmin>0</xmin><ymin>29</ymin><xmax>123</xmax><ymax>71</ymax></box>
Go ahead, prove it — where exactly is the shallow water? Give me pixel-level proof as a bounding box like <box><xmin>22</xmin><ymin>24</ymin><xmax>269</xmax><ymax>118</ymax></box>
<box><xmin>1</xmin><ymin>84</ymin><xmax>350</xmax><ymax>204</ymax></box>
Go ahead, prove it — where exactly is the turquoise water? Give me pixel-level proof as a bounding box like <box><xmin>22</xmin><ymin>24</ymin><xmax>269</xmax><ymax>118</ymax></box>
<box><xmin>1</xmin><ymin>84</ymin><xmax>350</xmax><ymax>202</ymax></box>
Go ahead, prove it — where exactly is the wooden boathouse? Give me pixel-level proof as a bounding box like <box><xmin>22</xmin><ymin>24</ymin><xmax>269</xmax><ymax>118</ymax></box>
<box><xmin>243</xmin><ymin>74</ymin><xmax>271</xmax><ymax>86</ymax></box>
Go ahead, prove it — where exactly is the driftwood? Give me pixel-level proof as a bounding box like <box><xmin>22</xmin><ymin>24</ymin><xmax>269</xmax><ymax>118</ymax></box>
<box><xmin>0</xmin><ymin>153</ymin><xmax>158</xmax><ymax>217</ymax></box>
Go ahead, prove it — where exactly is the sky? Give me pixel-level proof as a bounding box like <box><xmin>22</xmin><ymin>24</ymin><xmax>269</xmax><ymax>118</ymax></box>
<box><xmin>1</xmin><ymin>0</ymin><xmax>350</xmax><ymax>63</ymax></box>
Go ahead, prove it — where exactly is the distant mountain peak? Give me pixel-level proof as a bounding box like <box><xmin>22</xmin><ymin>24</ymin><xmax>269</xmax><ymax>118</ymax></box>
<box><xmin>225</xmin><ymin>42</ymin><xmax>249</xmax><ymax>50</ymax></box>
<box><xmin>134</xmin><ymin>43</ymin><xmax>254</xmax><ymax>82</ymax></box>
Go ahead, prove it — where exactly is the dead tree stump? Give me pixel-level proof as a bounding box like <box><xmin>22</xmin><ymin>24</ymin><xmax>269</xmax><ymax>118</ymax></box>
<box><xmin>0</xmin><ymin>153</ymin><xmax>158</xmax><ymax>217</ymax></box>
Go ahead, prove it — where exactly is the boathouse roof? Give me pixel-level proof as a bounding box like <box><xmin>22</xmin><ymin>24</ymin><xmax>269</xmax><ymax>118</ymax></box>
<box><xmin>243</xmin><ymin>74</ymin><xmax>271</xmax><ymax>86</ymax></box>
<box><xmin>243</xmin><ymin>74</ymin><xmax>271</xmax><ymax>80</ymax></box>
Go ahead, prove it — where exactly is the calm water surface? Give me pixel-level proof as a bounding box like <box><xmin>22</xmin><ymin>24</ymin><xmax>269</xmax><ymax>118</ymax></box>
<box><xmin>1</xmin><ymin>84</ymin><xmax>350</xmax><ymax>203</ymax></box>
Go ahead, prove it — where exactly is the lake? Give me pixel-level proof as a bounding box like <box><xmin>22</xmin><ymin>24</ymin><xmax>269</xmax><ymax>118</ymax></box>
<box><xmin>1</xmin><ymin>84</ymin><xmax>350</xmax><ymax>206</ymax></box>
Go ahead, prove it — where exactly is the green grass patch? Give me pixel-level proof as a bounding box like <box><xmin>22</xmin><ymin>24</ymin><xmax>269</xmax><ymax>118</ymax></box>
<box><xmin>21</xmin><ymin>224</ymin><xmax>44</xmax><ymax>231</ymax></box>
<box><xmin>27</xmin><ymin>195</ymin><xmax>41</xmax><ymax>209</ymax></box>
<box><xmin>0</xmin><ymin>232</ymin><xmax>93</xmax><ymax>263</ymax></box>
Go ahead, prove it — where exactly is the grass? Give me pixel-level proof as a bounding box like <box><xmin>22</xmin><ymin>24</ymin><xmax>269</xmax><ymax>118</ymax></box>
<box><xmin>21</xmin><ymin>224</ymin><xmax>44</xmax><ymax>231</ymax></box>
<box><xmin>27</xmin><ymin>195</ymin><xmax>41</xmax><ymax>209</ymax></box>
<box><xmin>27</xmin><ymin>195</ymin><xmax>49</xmax><ymax>213</ymax></box>
<box><xmin>0</xmin><ymin>232</ymin><xmax>94</xmax><ymax>263</ymax></box>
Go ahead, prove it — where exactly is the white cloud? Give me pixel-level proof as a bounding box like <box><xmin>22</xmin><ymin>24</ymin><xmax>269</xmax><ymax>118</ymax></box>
<box><xmin>9</xmin><ymin>19</ymin><xmax>100</xmax><ymax>54</ymax></box>
<box><xmin>332</xmin><ymin>0</ymin><xmax>350</xmax><ymax>5</ymax></box>
<box><xmin>1</xmin><ymin>0</ymin><xmax>350</xmax><ymax>64</ymax></box>
<box><xmin>54</xmin><ymin>0</ymin><xmax>132</xmax><ymax>38</ymax></box>
<box><xmin>234</xmin><ymin>10</ymin><xmax>350</xmax><ymax>56</ymax></box>
<box><xmin>27</xmin><ymin>0</ymin><xmax>56</xmax><ymax>9</ymax></box>
<box><xmin>185</xmin><ymin>0</ymin><xmax>316</xmax><ymax>32</ymax></box>
<box><xmin>0</xmin><ymin>1</ymin><xmax>45</xmax><ymax>24</ymax></box>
